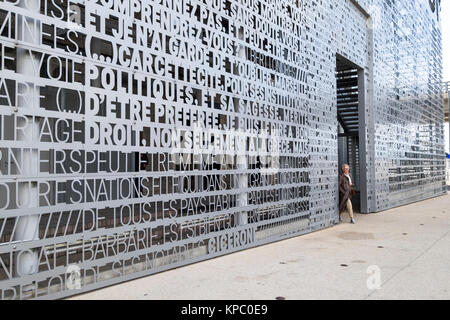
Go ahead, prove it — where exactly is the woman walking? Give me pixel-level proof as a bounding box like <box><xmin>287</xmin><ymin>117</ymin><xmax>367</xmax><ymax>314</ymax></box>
<box><xmin>339</xmin><ymin>164</ymin><xmax>356</xmax><ymax>223</ymax></box>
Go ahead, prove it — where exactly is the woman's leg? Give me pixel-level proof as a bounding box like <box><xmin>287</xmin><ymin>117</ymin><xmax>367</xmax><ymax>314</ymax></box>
<box><xmin>346</xmin><ymin>199</ymin><xmax>354</xmax><ymax>219</ymax></box>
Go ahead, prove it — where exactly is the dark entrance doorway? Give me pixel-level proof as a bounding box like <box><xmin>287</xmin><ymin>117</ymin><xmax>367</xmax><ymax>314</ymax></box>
<box><xmin>336</xmin><ymin>54</ymin><xmax>367</xmax><ymax>213</ymax></box>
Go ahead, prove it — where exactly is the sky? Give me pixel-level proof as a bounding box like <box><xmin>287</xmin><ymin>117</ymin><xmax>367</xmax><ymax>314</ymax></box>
<box><xmin>443</xmin><ymin>1</ymin><xmax>449</xmax><ymax>153</ymax></box>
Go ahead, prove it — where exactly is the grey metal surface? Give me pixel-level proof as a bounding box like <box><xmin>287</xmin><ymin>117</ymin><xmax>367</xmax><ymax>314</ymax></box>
<box><xmin>444</xmin><ymin>81</ymin><xmax>449</xmax><ymax>123</ymax></box>
<box><xmin>0</xmin><ymin>0</ymin><xmax>445</xmax><ymax>299</ymax></box>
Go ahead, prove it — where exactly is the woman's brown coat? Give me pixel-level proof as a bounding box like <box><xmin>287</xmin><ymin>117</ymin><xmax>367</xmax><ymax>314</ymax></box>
<box><xmin>339</xmin><ymin>173</ymin><xmax>353</xmax><ymax>213</ymax></box>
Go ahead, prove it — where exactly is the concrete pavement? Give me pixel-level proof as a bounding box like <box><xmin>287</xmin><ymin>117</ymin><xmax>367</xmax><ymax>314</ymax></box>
<box><xmin>70</xmin><ymin>194</ymin><xmax>450</xmax><ymax>300</ymax></box>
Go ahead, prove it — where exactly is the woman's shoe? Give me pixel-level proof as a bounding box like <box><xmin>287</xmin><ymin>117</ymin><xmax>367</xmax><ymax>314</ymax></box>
<box><xmin>350</xmin><ymin>218</ymin><xmax>356</xmax><ymax>224</ymax></box>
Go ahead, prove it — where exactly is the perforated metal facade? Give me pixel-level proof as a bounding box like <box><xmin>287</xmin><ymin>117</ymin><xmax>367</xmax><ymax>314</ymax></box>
<box><xmin>0</xmin><ymin>0</ymin><xmax>445</xmax><ymax>299</ymax></box>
